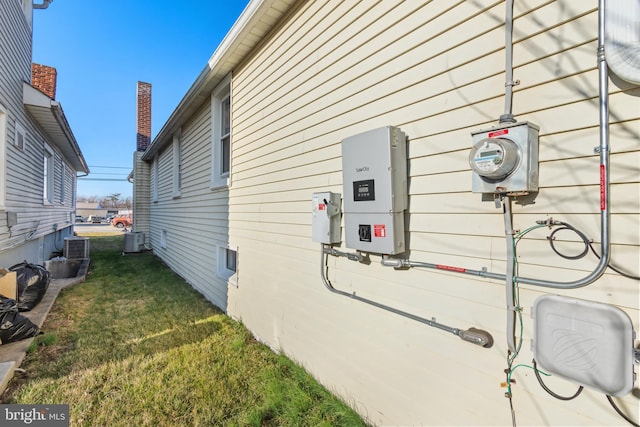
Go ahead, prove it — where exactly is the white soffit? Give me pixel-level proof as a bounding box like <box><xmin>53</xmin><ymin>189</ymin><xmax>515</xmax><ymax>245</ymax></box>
<box><xmin>23</xmin><ymin>82</ymin><xmax>89</xmax><ymax>173</ymax></box>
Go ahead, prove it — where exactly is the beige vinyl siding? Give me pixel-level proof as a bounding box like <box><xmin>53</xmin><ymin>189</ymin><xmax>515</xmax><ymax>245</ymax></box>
<box><xmin>149</xmin><ymin>101</ymin><xmax>230</xmax><ymax>310</ymax></box>
<box><xmin>228</xmin><ymin>1</ymin><xmax>638</xmax><ymax>426</ymax></box>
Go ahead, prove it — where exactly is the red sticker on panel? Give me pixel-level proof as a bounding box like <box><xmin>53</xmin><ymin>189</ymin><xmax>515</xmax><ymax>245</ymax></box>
<box><xmin>488</xmin><ymin>129</ymin><xmax>509</xmax><ymax>138</ymax></box>
<box><xmin>318</xmin><ymin>203</ymin><xmax>326</xmax><ymax>210</ymax></box>
<box><xmin>373</xmin><ymin>224</ymin><xmax>386</xmax><ymax>237</ymax></box>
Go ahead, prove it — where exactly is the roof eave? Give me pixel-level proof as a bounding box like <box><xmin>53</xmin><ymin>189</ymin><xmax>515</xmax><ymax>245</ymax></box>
<box><xmin>23</xmin><ymin>82</ymin><xmax>90</xmax><ymax>174</ymax></box>
<box><xmin>141</xmin><ymin>0</ymin><xmax>296</xmax><ymax>161</ymax></box>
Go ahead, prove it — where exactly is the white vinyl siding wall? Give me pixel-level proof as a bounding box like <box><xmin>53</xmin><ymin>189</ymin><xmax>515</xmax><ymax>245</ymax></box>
<box><xmin>149</xmin><ymin>101</ymin><xmax>231</xmax><ymax>310</ymax></box>
<box><xmin>0</xmin><ymin>0</ymin><xmax>78</xmax><ymax>260</ymax></box>
<box><xmin>227</xmin><ymin>1</ymin><xmax>638</xmax><ymax>426</ymax></box>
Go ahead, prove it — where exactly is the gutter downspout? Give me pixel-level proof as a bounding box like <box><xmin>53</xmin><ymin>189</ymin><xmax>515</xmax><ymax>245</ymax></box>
<box><xmin>33</xmin><ymin>0</ymin><xmax>53</xmax><ymax>9</ymax></box>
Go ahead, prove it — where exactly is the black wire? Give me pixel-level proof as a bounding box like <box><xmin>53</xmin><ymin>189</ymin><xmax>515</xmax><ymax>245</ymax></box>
<box><xmin>547</xmin><ymin>223</ymin><xmax>590</xmax><ymax>260</ymax></box>
<box><xmin>532</xmin><ymin>359</ymin><xmax>584</xmax><ymax>401</ymax></box>
<box><xmin>506</xmin><ymin>354</ymin><xmax>517</xmax><ymax>427</ymax></box>
<box><xmin>607</xmin><ymin>395</ymin><xmax>640</xmax><ymax>427</ymax></box>
<box><xmin>547</xmin><ymin>221</ymin><xmax>640</xmax><ymax>280</ymax></box>
<box><xmin>589</xmin><ymin>243</ymin><xmax>640</xmax><ymax>280</ymax></box>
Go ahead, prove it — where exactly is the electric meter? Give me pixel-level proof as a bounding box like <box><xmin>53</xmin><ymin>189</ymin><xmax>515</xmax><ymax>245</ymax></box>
<box><xmin>470</xmin><ymin>121</ymin><xmax>539</xmax><ymax>195</ymax></box>
<box><xmin>469</xmin><ymin>138</ymin><xmax>519</xmax><ymax>180</ymax></box>
<box><xmin>341</xmin><ymin>126</ymin><xmax>407</xmax><ymax>254</ymax></box>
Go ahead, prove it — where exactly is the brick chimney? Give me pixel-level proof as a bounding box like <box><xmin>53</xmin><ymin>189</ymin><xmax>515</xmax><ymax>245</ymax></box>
<box><xmin>31</xmin><ymin>63</ymin><xmax>57</xmax><ymax>99</ymax></box>
<box><xmin>136</xmin><ymin>81</ymin><xmax>152</xmax><ymax>152</ymax></box>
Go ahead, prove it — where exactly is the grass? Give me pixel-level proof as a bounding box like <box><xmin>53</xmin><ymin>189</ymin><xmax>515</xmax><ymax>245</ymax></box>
<box><xmin>3</xmin><ymin>235</ymin><xmax>367</xmax><ymax>427</ymax></box>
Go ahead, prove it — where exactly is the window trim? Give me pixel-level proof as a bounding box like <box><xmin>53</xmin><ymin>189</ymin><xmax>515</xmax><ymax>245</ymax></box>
<box><xmin>59</xmin><ymin>161</ymin><xmax>66</xmax><ymax>204</ymax></box>
<box><xmin>0</xmin><ymin>104</ymin><xmax>6</xmax><ymax>209</ymax></box>
<box><xmin>43</xmin><ymin>143</ymin><xmax>54</xmax><ymax>205</ymax></box>
<box><xmin>211</xmin><ymin>75</ymin><xmax>232</xmax><ymax>189</ymax></box>
<box><xmin>14</xmin><ymin>120</ymin><xmax>25</xmax><ymax>151</ymax></box>
<box><xmin>151</xmin><ymin>155</ymin><xmax>159</xmax><ymax>203</ymax></box>
<box><xmin>172</xmin><ymin>130</ymin><xmax>182</xmax><ymax>198</ymax></box>
<box><xmin>160</xmin><ymin>229</ymin><xmax>167</xmax><ymax>248</ymax></box>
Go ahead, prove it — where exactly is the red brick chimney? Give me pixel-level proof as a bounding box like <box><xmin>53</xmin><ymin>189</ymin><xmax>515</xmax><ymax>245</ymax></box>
<box><xmin>31</xmin><ymin>63</ymin><xmax>57</xmax><ymax>99</ymax></box>
<box><xmin>136</xmin><ymin>81</ymin><xmax>152</xmax><ymax>152</ymax></box>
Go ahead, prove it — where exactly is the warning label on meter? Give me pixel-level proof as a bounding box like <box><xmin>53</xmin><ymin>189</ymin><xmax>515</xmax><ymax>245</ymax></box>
<box><xmin>373</xmin><ymin>224</ymin><xmax>386</xmax><ymax>237</ymax></box>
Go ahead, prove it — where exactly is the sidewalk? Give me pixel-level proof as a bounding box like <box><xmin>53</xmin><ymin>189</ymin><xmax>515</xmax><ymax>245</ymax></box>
<box><xmin>0</xmin><ymin>269</ymin><xmax>88</xmax><ymax>396</ymax></box>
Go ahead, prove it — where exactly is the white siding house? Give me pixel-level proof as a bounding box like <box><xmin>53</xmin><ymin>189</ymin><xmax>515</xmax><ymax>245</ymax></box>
<box><xmin>134</xmin><ymin>1</ymin><xmax>639</xmax><ymax>425</ymax></box>
<box><xmin>0</xmin><ymin>0</ymin><xmax>89</xmax><ymax>266</ymax></box>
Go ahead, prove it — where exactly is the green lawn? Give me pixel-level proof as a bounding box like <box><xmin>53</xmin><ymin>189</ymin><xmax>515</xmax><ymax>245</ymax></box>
<box><xmin>3</xmin><ymin>235</ymin><xmax>367</xmax><ymax>427</ymax></box>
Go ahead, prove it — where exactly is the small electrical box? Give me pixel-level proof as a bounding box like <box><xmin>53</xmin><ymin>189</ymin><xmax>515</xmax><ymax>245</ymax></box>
<box><xmin>312</xmin><ymin>192</ymin><xmax>341</xmax><ymax>244</ymax></box>
<box><xmin>469</xmin><ymin>121</ymin><xmax>539</xmax><ymax>195</ymax></box>
<box><xmin>341</xmin><ymin>126</ymin><xmax>407</xmax><ymax>254</ymax></box>
<box><xmin>532</xmin><ymin>295</ymin><xmax>635</xmax><ymax>396</ymax></box>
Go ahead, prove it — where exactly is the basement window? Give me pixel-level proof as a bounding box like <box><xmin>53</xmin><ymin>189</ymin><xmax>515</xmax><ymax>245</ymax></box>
<box><xmin>217</xmin><ymin>245</ymin><xmax>238</xmax><ymax>287</ymax></box>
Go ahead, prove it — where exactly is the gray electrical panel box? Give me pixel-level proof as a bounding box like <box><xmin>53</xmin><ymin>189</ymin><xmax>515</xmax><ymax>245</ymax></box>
<box><xmin>341</xmin><ymin>126</ymin><xmax>407</xmax><ymax>254</ymax></box>
<box><xmin>311</xmin><ymin>192</ymin><xmax>341</xmax><ymax>244</ymax></box>
<box><xmin>469</xmin><ymin>121</ymin><xmax>539</xmax><ymax>195</ymax></box>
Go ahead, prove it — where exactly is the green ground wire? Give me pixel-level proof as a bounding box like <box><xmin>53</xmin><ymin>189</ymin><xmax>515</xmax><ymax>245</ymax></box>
<box><xmin>508</xmin><ymin>223</ymin><xmax>547</xmax><ymax>365</ymax></box>
<box><xmin>507</xmin><ymin>364</ymin><xmax>551</xmax><ymax>396</ymax></box>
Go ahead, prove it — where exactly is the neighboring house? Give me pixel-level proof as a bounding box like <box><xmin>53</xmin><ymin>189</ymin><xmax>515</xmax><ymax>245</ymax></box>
<box><xmin>0</xmin><ymin>0</ymin><xmax>88</xmax><ymax>266</ymax></box>
<box><xmin>75</xmin><ymin>202</ymin><xmax>109</xmax><ymax>220</ymax></box>
<box><xmin>132</xmin><ymin>1</ymin><xmax>639</xmax><ymax>425</ymax></box>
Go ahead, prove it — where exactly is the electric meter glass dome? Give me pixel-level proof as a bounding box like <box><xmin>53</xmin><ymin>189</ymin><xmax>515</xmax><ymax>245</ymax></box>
<box><xmin>469</xmin><ymin>137</ymin><xmax>520</xmax><ymax>180</ymax></box>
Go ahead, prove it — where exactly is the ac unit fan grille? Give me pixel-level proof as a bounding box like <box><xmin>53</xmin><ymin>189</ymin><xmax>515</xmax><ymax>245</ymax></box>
<box><xmin>64</xmin><ymin>238</ymin><xmax>89</xmax><ymax>259</ymax></box>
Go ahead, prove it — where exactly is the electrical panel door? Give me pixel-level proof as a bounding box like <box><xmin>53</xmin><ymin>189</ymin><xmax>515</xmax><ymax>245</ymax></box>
<box><xmin>341</xmin><ymin>126</ymin><xmax>407</xmax><ymax>254</ymax></box>
<box><xmin>312</xmin><ymin>192</ymin><xmax>341</xmax><ymax>244</ymax></box>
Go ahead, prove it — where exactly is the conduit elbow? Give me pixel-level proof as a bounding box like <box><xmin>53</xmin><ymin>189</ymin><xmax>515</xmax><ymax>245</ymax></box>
<box><xmin>380</xmin><ymin>257</ymin><xmax>407</xmax><ymax>268</ymax></box>
<box><xmin>458</xmin><ymin>328</ymin><xmax>494</xmax><ymax>348</ymax></box>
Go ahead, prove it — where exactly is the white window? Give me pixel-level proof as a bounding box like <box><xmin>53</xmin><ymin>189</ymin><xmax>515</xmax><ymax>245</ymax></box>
<box><xmin>14</xmin><ymin>121</ymin><xmax>25</xmax><ymax>151</ymax></box>
<box><xmin>217</xmin><ymin>245</ymin><xmax>238</xmax><ymax>286</ymax></box>
<box><xmin>151</xmin><ymin>155</ymin><xmax>158</xmax><ymax>202</ymax></box>
<box><xmin>43</xmin><ymin>143</ymin><xmax>54</xmax><ymax>204</ymax></box>
<box><xmin>0</xmin><ymin>104</ymin><xmax>6</xmax><ymax>209</ymax></box>
<box><xmin>211</xmin><ymin>75</ymin><xmax>231</xmax><ymax>189</ymax></box>
<box><xmin>59</xmin><ymin>161</ymin><xmax>66</xmax><ymax>204</ymax></box>
<box><xmin>172</xmin><ymin>131</ymin><xmax>182</xmax><ymax>198</ymax></box>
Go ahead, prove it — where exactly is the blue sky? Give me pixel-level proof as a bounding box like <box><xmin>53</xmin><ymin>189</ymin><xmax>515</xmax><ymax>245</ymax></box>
<box><xmin>32</xmin><ymin>0</ymin><xmax>250</xmax><ymax>199</ymax></box>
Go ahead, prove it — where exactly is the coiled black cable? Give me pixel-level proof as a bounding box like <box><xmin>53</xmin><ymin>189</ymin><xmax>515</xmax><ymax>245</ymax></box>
<box><xmin>547</xmin><ymin>221</ymin><xmax>640</xmax><ymax>280</ymax></box>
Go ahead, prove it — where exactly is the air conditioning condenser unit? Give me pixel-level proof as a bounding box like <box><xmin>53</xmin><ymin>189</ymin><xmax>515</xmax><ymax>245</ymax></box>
<box><xmin>64</xmin><ymin>237</ymin><xmax>90</xmax><ymax>259</ymax></box>
<box><xmin>124</xmin><ymin>232</ymin><xmax>145</xmax><ymax>253</ymax></box>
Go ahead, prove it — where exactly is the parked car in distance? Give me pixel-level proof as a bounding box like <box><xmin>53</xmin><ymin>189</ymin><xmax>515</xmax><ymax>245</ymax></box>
<box><xmin>111</xmin><ymin>214</ymin><xmax>132</xmax><ymax>228</ymax></box>
<box><xmin>87</xmin><ymin>215</ymin><xmax>104</xmax><ymax>224</ymax></box>
<box><xmin>75</xmin><ymin>215</ymin><xmax>85</xmax><ymax>223</ymax></box>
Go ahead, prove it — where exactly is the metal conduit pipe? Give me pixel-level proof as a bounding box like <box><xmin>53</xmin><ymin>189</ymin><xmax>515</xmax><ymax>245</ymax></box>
<box><xmin>503</xmin><ymin>196</ymin><xmax>517</xmax><ymax>352</ymax></box>
<box><xmin>321</xmin><ymin>245</ymin><xmax>494</xmax><ymax>348</ymax></box>
<box><xmin>500</xmin><ymin>0</ymin><xmax>517</xmax><ymax>124</ymax></box>
<box><xmin>382</xmin><ymin>0</ymin><xmax>611</xmax><ymax>291</ymax></box>
<box><xmin>514</xmin><ymin>0</ymin><xmax>611</xmax><ymax>289</ymax></box>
